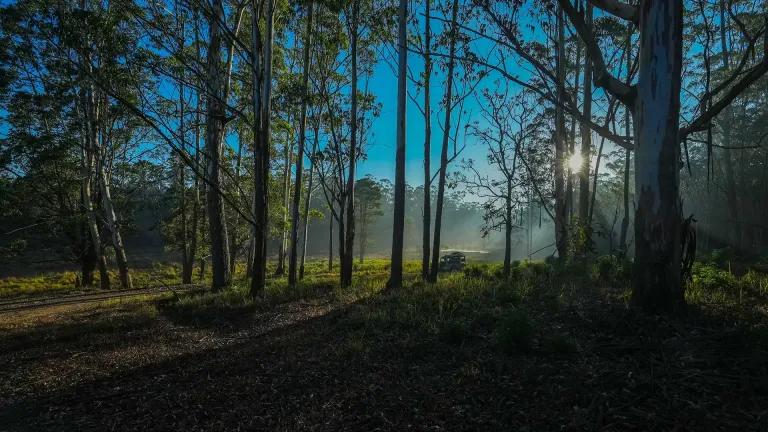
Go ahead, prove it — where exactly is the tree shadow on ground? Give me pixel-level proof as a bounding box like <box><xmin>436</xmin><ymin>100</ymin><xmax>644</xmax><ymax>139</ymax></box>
<box><xmin>2</xmin><ymin>288</ymin><xmax>768</xmax><ymax>431</ymax></box>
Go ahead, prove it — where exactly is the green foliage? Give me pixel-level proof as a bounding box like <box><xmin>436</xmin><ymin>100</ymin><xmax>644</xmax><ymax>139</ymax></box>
<box><xmin>591</xmin><ymin>255</ymin><xmax>632</xmax><ymax>286</ymax></box>
<box><xmin>496</xmin><ymin>309</ymin><xmax>534</xmax><ymax>354</ymax></box>
<box><xmin>691</xmin><ymin>263</ymin><xmax>737</xmax><ymax>291</ymax></box>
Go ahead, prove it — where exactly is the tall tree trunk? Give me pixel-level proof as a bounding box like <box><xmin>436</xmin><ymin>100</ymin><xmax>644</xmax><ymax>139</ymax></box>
<box><xmin>229</xmin><ymin>130</ymin><xmax>245</xmax><ymax>273</ymax></box>
<box><xmin>358</xmin><ymin>206</ymin><xmax>366</xmax><ymax>263</ymax></box>
<box><xmin>577</xmin><ymin>2</ymin><xmax>593</xmax><ymax>227</ymax></box>
<box><xmin>718</xmin><ymin>0</ymin><xmax>741</xmax><ymax>253</ymax></box>
<box><xmin>177</xmin><ymin>1</ymin><xmax>193</xmax><ymax>285</ymax></box>
<box><xmin>341</xmin><ymin>0</ymin><xmax>359</xmax><ymax>288</ymax></box>
<box><xmin>328</xmin><ymin>205</ymin><xmax>334</xmax><ymax>271</ymax></box>
<box><xmin>421</xmin><ymin>0</ymin><xmax>432</xmax><ymax>280</ymax></box>
<box><xmin>388</xmin><ymin>0</ymin><xmax>408</xmax><ymax>289</ymax></box>
<box><xmin>428</xmin><ymin>0</ymin><xmax>459</xmax><ymax>283</ymax></box>
<box><xmin>631</xmin><ymin>0</ymin><xmax>684</xmax><ymax>313</ymax></box>
<box><xmin>554</xmin><ymin>5</ymin><xmax>568</xmax><ymax>261</ymax></box>
<box><xmin>289</xmin><ymin>2</ymin><xmax>315</xmax><ymax>286</ymax></box>
<box><xmin>619</xmin><ymin>23</ymin><xmax>632</xmax><ymax>253</ymax></box>
<box><xmin>566</xmin><ymin>42</ymin><xmax>581</xmax><ymax>224</ymax></box>
<box><xmin>191</xmin><ymin>11</ymin><xmax>203</xmax><ymax>281</ymax></box>
<box><xmin>250</xmin><ymin>0</ymin><xmax>275</xmax><ymax>297</ymax></box>
<box><xmin>503</xmin><ymin>177</ymin><xmax>512</xmax><ymax>277</ymax></box>
<box><xmin>97</xmin><ymin>141</ymin><xmax>132</xmax><ymax>290</ymax></box>
<box><xmin>299</xmin><ymin>128</ymin><xmax>318</xmax><ymax>280</ymax></box>
<box><xmin>276</xmin><ymin>130</ymin><xmax>292</xmax><ymax>276</ymax></box>
<box><xmin>205</xmin><ymin>0</ymin><xmax>232</xmax><ymax>291</ymax></box>
<box><xmin>81</xmin><ymin>141</ymin><xmax>109</xmax><ymax>290</ymax></box>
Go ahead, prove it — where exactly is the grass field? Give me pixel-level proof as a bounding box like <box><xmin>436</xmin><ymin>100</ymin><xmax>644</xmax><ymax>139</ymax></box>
<box><xmin>1</xmin><ymin>258</ymin><xmax>768</xmax><ymax>430</ymax></box>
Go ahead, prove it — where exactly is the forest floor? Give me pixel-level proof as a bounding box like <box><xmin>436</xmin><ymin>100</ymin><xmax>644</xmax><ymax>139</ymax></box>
<box><xmin>1</xmin><ymin>259</ymin><xmax>767</xmax><ymax>431</ymax></box>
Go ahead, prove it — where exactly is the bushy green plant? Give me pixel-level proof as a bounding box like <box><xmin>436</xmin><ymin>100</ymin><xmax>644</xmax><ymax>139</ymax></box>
<box><xmin>496</xmin><ymin>309</ymin><xmax>534</xmax><ymax>354</ymax></box>
<box><xmin>691</xmin><ymin>263</ymin><xmax>737</xmax><ymax>291</ymax></box>
<box><xmin>591</xmin><ymin>255</ymin><xmax>632</xmax><ymax>286</ymax></box>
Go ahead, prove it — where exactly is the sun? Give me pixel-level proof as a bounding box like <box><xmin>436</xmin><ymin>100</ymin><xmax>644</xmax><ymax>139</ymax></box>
<box><xmin>567</xmin><ymin>153</ymin><xmax>583</xmax><ymax>173</ymax></box>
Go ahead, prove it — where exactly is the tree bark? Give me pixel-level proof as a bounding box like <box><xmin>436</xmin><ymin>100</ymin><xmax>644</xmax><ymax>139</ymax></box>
<box><xmin>388</xmin><ymin>0</ymin><xmax>408</xmax><ymax>289</ymax></box>
<box><xmin>299</xmin><ymin>127</ymin><xmax>319</xmax><ymax>280</ymax></box>
<box><xmin>205</xmin><ymin>0</ymin><xmax>232</xmax><ymax>291</ymax></box>
<box><xmin>328</xmin><ymin>205</ymin><xmax>334</xmax><ymax>271</ymax></box>
<box><xmin>341</xmin><ymin>0</ymin><xmax>359</xmax><ymax>288</ymax></box>
<box><xmin>428</xmin><ymin>0</ymin><xmax>459</xmax><ymax>283</ymax></box>
<box><xmin>421</xmin><ymin>0</ymin><xmax>432</xmax><ymax>280</ymax></box>
<box><xmin>289</xmin><ymin>2</ymin><xmax>314</xmax><ymax>286</ymax></box>
<box><xmin>97</xmin><ymin>143</ymin><xmax>132</xmax><ymax>290</ymax></box>
<box><xmin>276</xmin><ymin>130</ymin><xmax>293</xmax><ymax>276</ymax></box>
<box><xmin>631</xmin><ymin>0</ymin><xmax>684</xmax><ymax>314</ymax></box>
<box><xmin>619</xmin><ymin>22</ymin><xmax>632</xmax><ymax>253</ymax></box>
<box><xmin>578</xmin><ymin>2</ymin><xmax>593</xmax><ymax>226</ymax></box>
<box><xmin>80</xmin><ymin>86</ymin><xmax>110</xmax><ymax>290</ymax></box>
<box><xmin>554</xmin><ymin>5</ymin><xmax>568</xmax><ymax>261</ymax></box>
<box><xmin>718</xmin><ymin>0</ymin><xmax>741</xmax><ymax>253</ymax></box>
<box><xmin>191</xmin><ymin>10</ymin><xmax>203</xmax><ymax>281</ymax></box>
<box><xmin>250</xmin><ymin>0</ymin><xmax>275</xmax><ymax>297</ymax></box>
<box><xmin>229</xmin><ymin>129</ymin><xmax>245</xmax><ymax>273</ymax></box>
<box><xmin>503</xmin><ymin>177</ymin><xmax>512</xmax><ymax>277</ymax></box>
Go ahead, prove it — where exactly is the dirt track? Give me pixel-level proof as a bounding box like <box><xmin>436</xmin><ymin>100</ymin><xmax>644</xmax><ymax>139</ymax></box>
<box><xmin>0</xmin><ymin>284</ymin><xmax>204</xmax><ymax>314</ymax></box>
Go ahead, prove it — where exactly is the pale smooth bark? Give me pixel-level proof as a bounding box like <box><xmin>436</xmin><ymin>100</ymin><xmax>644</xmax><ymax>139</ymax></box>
<box><xmin>289</xmin><ymin>2</ymin><xmax>314</xmax><ymax>286</ymax></box>
<box><xmin>631</xmin><ymin>0</ymin><xmax>684</xmax><ymax>313</ymax></box>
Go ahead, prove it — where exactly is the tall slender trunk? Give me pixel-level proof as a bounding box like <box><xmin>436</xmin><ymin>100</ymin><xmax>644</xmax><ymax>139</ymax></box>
<box><xmin>299</xmin><ymin>126</ymin><xmax>319</xmax><ymax>280</ymax></box>
<box><xmin>97</xmin><ymin>143</ymin><xmax>132</xmax><ymax>290</ymax></box>
<box><xmin>503</xmin><ymin>177</ymin><xmax>512</xmax><ymax>277</ymax></box>
<box><xmin>554</xmin><ymin>5</ymin><xmax>568</xmax><ymax>261</ymax></box>
<box><xmin>632</xmin><ymin>0</ymin><xmax>684</xmax><ymax>313</ymax></box>
<box><xmin>421</xmin><ymin>0</ymin><xmax>432</xmax><ymax>280</ymax></box>
<box><xmin>276</xmin><ymin>130</ymin><xmax>292</xmax><ymax>276</ymax></box>
<box><xmin>80</xmin><ymin>85</ymin><xmax>109</xmax><ymax>290</ymax></box>
<box><xmin>328</xmin><ymin>205</ymin><xmax>334</xmax><ymax>271</ymax></box>
<box><xmin>577</xmin><ymin>2</ymin><xmax>592</xmax><ymax>226</ymax></box>
<box><xmin>566</xmin><ymin>42</ymin><xmax>581</xmax><ymax>224</ymax></box>
<box><xmin>428</xmin><ymin>0</ymin><xmax>459</xmax><ymax>282</ymax></box>
<box><xmin>718</xmin><ymin>0</ymin><xmax>741</xmax><ymax>253</ymax></box>
<box><xmin>250</xmin><ymin>0</ymin><xmax>275</xmax><ymax>297</ymax></box>
<box><xmin>229</xmin><ymin>130</ymin><xmax>244</xmax><ymax>273</ymax></box>
<box><xmin>619</xmin><ymin>23</ymin><xmax>632</xmax><ymax>253</ymax></box>
<box><xmin>388</xmin><ymin>0</ymin><xmax>409</xmax><ymax>289</ymax></box>
<box><xmin>341</xmin><ymin>0</ymin><xmax>359</xmax><ymax>288</ymax></box>
<box><xmin>289</xmin><ymin>2</ymin><xmax>315</xmax><ymax>286</ymax></box>
<box><xmin>205</xmin><ymin>0</ymin><xmax>231</xmax><ymax>291</ymax></box>
<box><xmin>358</xmin><ymin>206</ymin><xmax>366</xmax><ymax>262</ymax></box>
<box><xmin>191</xmin><ymin>11</ymin><xmax>203</xmax><ymax>281</ymax></box>
<box><xmin>176</xmin><ymin>1</ymin><xmax>192</xmax><ymax>284</ymax></box>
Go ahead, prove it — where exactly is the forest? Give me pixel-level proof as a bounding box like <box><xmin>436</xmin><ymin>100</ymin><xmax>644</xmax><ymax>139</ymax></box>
<box><xmin>1</xmin><ymin>0</ymin><xmax>768</xmax><ymax>430</ymax></box>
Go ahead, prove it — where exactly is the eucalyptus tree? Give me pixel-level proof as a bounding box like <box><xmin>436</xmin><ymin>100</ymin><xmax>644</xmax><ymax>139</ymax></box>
<box><xmin>288</xmin><ymin>0</ymin><xmax>316</xmax><ymax>286</ymax></box>
<box><xmin>387</xmin><ymin>0</ymin><xmax>408</xmax><ymax>289</ymax></box>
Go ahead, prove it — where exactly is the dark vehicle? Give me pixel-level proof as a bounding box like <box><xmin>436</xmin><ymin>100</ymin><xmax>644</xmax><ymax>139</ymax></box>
<box><xmin>439</xmin><ymin>252</ymin><xmax>466</xmax><ymax>272</ymax></box>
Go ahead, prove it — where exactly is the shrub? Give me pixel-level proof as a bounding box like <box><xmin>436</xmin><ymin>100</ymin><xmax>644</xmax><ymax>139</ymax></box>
<box><xmin>591</xmin><ymin>255</ymin><xmax>632</xmax><ymax>286</ymax></box>
<box><xmin>496</xmin><ymin>309</ymin><xmax>534</xmax><ymax>354</ymax></box>
<box><xmin>691</xmin><ymin>263</ymin><xmax>736</xmax><ymax>291</ymax></box>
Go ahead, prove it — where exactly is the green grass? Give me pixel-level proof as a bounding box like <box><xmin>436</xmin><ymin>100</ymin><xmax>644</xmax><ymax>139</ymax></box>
<box><xmin>0</xmin><ymin>262</ymin><xmax>192</xmax><ymax>299</ymax></box>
